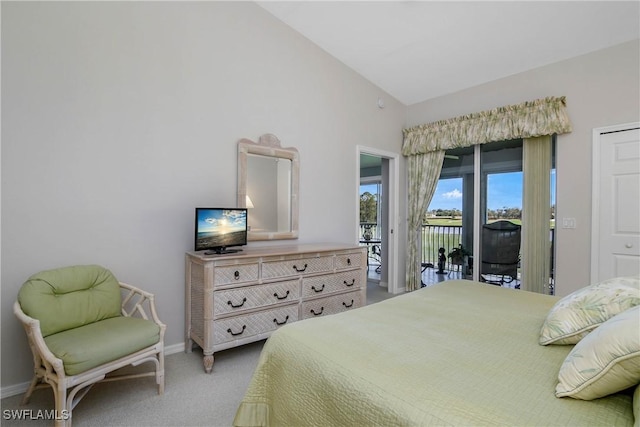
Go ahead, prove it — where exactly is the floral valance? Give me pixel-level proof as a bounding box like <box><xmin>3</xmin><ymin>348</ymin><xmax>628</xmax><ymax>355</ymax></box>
<box><xmin>402</xmin><ymin>96</ymin><xmax>572</xmax><ymax>156</ymax></box>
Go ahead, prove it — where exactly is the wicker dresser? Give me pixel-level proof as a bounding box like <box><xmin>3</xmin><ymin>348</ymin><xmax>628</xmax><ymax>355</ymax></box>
<box><xmin>185</xmin><ymin>243</ymin><xmax>367</xmax><ymax>373</ymax></box>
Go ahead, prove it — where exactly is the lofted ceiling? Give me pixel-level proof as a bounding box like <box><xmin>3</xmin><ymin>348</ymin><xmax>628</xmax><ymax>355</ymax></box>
<box><xmin>257</xmin><ymin>1</ymin><xmax>640</xmax><ymax>106</ymax></box>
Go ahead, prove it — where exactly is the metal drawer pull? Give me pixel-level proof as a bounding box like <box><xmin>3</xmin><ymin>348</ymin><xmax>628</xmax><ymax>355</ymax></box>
<box><xmin>227</xmin><ymin>325</ymin><xmax>246</xmax><ymax>336</ymax></box>
<box><xmin>293</xmin><ymin>264</ymin><xmax>308</xmax><ymax>272</ymax></box>
<box><xmin>347</xmin><ymin>258</ymin><xmax>351</xmax><ymax>265</ymax></box>
<box><xmin>343</xmin><ymin>299</ymin><xmax>354</xmax><ymax>308</ymax></box>
<box><xmin>234</xmin><ymin>271</ymin><xmax>240</xmax><ymax>280</ymax></box>
<box><xmin>312</xmin><ymin>284</ymin><xmax>325</xmax><ymax>293</ymax></box>
<box><xmin>310</xmin><ymin>307</ymin><xmax>324</xmax><ymax>316</ymax></box>
<box><xmin>344</xmin><ymin>279</ymin><xmax>355</xmax><ymax>287</ymax></box>
<box><xmin>273</xmin><ymin>290</ymin><xmax>290</xmax><ymax>300</ymax></box>
<box><xmin>273</xmin><ymin>315</ymin><xmax>290</xmax><ymax>326</ymax></box>
<box><xmin>227</xmin><ymin>297</ymin><xmax>247</xmax><ymax>308</ymax></box>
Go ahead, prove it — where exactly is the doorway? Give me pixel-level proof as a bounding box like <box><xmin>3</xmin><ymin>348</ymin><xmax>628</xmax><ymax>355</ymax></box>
<box><xmin>357</xmin><ymin>146</ymin><xmax>400</xmax><ymax>294</ymax></box>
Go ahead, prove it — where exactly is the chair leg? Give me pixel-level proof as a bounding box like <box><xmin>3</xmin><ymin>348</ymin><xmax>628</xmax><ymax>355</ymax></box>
<box><xmin>157</xmin><ymin>351</ymin><xmax>165</xmax><ymax>395</ymax></box>
<box><xmin>21</xmin><ymin>375</ymin><xmax>40</xmax><ymax>405</ymax></box>
<box><xmin>54</xmin><ymin>382</ymin><xmax>70</xmax><ymax>427</ymax></box>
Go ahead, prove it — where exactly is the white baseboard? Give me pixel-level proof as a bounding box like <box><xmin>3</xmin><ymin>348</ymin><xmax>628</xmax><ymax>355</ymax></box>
<box><xmin>1</xmin><ymin>342</ymin><xmax>188</xmax><ymax>399</ymax></box>
<box><xmin>0</xmin><ymin>381</ymin><xmax>31</xmax><ymax>399</ymax></box>
<box><xmin>164</xmin><ymin>341</ymin><xmax>187</xmax><ymax>356</ymax></box>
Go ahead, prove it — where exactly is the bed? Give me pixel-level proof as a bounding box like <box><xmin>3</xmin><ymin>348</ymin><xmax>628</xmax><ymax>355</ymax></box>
<box><xmin>233</xmin><ymin>280</ymin><xmax>637</xmax><ymax>426</ymax></box>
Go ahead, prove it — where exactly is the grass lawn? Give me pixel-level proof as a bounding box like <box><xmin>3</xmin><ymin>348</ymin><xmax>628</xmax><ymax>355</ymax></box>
<box><xmin>425</xmin><ymin>217</ymin><xmax>522</xmax><ymax>226</ymax></box>
<box><xmin>424</xmin><ymin>217</ymin><xmax>554</xmax><ymax>228</ymax></box>
<box><xmin>425</xmin><ymin>218</ymin><xmax>464</xmax><ymax>226</ymax></box>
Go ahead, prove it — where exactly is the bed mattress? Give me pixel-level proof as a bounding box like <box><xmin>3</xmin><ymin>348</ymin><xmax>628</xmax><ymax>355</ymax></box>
<box><xmin>234</xmin><ymin>280</ymin><xmax>634</xmax><ymax>426</ymax></box>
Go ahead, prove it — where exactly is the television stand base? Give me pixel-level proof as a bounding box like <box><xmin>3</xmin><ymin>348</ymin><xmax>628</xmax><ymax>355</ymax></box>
<box><xmin>204</xmin><ymin>249</ymin><xmax>243</xmax><ymax>255</ymax></box>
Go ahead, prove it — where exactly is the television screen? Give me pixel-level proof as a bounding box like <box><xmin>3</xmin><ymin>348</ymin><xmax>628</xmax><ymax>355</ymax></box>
<box><xmin>195</xmin><ymin>207</ymin><xmax>248</xmax><ymax>254</ymax></box>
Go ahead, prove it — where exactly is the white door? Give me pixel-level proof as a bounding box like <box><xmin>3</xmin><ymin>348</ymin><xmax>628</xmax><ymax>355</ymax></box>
<box><xmin>592</xmin><ymin>124</ymin><xmax>640</xmax><ymax>282</ymax></box>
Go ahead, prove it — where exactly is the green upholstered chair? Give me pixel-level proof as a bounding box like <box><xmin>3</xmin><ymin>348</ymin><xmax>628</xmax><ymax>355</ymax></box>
<box><xmin>14</xmin><ymin>265</ymin><xmax>166</xmax><ymax>427</ymax></box>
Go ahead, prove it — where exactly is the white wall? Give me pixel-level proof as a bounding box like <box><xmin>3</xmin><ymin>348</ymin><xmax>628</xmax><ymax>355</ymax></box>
<box><xmin>6</xmin><ymin>1</ymin><xmax>634</xmax><ymax>393</ymax></box>
<box><xmin>407</xmin><ymin>39</ymin><xmax>640</xmax><ymax>297</ymax></box>
<box><xmin>1</xmin><ymin>2</ymin><xmax>407</xmax><ymax>389</ymax></box>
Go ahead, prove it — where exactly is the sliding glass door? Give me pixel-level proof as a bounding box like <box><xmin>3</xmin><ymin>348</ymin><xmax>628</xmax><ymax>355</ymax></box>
<box><xmin>424</xmin><ymin>139</ymin><xmax>555</xmax><ymax>291</ymax></box>
<box><xmin>424</xmin><ymin>146</ymin><xmax>474</xmax><ymax>276</ymax></box>
<box><xmin>479</xmin><ymin>140</ymin><xmax>523</xmax><ymax>288</ymax></box>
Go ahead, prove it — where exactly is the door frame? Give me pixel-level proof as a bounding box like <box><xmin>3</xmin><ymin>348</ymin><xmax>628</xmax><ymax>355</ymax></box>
<box><xmin>590</xmin><ymin>121</ymin><xmax>640</xmax><ymax>282</ymax></box>
<box><xmin>356</xmin><ymin>146</ymin><xmax>400</xmax><ymax>294</ymax></box>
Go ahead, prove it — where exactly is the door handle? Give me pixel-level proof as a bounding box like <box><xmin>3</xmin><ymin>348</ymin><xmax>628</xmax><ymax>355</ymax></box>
<box><xmin>625</xmin><ymin>243</ymin><xmax>633</xmax><ymax>249</ymax></box>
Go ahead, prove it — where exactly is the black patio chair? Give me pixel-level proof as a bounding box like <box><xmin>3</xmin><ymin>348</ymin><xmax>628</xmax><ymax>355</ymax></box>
<box><xmin>480</xmin><ymin>221</ymin><xmax>521</xmax><ymax>287</ymax></box>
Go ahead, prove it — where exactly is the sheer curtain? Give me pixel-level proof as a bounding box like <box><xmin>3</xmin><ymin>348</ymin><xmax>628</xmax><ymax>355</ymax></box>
<box><xmin>402</xmin><ymin>96</ymin><xmax>571</xmax><ymax>293</ymax></box>
<box><xmin>522</xmin><ymin>135</ymin><xmax>552</xmax><ymax>293</ymax></box>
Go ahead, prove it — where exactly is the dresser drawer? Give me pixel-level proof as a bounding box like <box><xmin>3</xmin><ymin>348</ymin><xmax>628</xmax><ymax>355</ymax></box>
<box><xmin>262</xmin><ymin>255</ymin><xmax>333</xmax><ymax>279</ymax></box>
<box><xmin>213</xmin><ymin>280</ymin><xmax>300</xmax><ymax>316</ymax></box>
<box><xmin>301</xmin><ymin>270</ymin><xmax>363</xmax><ymax>298</ymax></box>
<box><xmin>213</xmin><ymin>304</ymin><xmax>299</xmax><ymax>345</ymax></box>
<box><xmin>213</xmin><ymin>263</ymin><xmax>259</xmax><ymax>286</ymax></box>
<box><xmin>186</xmin><ymin>244</ymin><xmax>367</xmax><ymax>373</ymax></box>
<box><xmin>335</xmin><ymin>251</ymin><xmax>364</xmax><ymax>270</ymax></box>
<box><xmin>301</xmin><ymin>291</ymin><xmax>363</xmax><ymax>320</ymax></box>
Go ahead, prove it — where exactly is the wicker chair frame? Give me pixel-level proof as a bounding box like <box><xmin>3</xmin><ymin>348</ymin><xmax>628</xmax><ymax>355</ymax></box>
<box><xmin>14</xmin><ymin>282</ymin><xmax>166</xmax><ymax>427</ymax></box>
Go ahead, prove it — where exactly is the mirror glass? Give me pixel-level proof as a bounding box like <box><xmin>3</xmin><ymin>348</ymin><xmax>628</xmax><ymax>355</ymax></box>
<box><xmin>237</xmin><ymin>134</ymin><xmax>299</xmax><ymax>241</ymax></box>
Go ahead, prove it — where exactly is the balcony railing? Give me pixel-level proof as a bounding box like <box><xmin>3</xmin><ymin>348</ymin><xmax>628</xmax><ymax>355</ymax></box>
<box><xmin>359</xmin><ymin>223</ymin><xmax>463</xmax><ymax>270</ymax></box>
<box><xmin>420</xmin><ymin>224</ymin><xmax>463</xmax><ymax>270</ymax></box>
<box><xmin>359</xmin><ymin>222</ymin><xmax>382</xmax><ymax>242</ymax></box>
<box><xmin>359</xmin><ymin>223</ymin><xmax>553</xmax><ymax>291</ymax></box>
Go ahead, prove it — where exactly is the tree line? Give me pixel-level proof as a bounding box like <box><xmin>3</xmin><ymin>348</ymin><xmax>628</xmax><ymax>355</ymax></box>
<box><xmin>362</xmin><ymin>191</ymin><xmax>555</xmax><ymax>224</ymax></box>
<box><xmin>425</xmin><ymin>205</ymin><xmax>555</xmax><ymax>221</ymax></box>
<box><xmin>426</xmin><ymin>207</ymin><xmax>522</xmax><ymax>220</ymax></box>
<box><xmin>360</xmin><ymin>192</ymin><xmax>377</xmax><ymax>223</ymax></box>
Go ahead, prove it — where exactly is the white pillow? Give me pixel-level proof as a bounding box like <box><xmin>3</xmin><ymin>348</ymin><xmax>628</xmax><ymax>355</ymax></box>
<box><xmin>555</xmin><ymin>305</ymin><xmax>640</xmax><ymax>400</ymax></box>
<box><xmin>539</xmin><ymin>275</ymin><xmax>640</xmax><ymax>345</ymax></box>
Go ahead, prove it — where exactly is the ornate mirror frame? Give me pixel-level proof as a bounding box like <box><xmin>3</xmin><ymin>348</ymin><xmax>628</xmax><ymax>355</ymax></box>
<box><xmin>237</xmin><ymin>134</ymin><xmax>299</xmax><ymax>241</ymax></box>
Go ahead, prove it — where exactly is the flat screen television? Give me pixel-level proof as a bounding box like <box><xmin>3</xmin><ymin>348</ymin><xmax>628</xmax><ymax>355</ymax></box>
<box><xmin>194</xmin><ymin>207</ymin><xmax>248</xmax><ymax>254</ymax></box>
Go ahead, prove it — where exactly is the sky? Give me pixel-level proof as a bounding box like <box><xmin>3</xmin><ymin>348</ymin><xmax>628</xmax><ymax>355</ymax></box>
<box><xmin>197</xmin><ymin>208</ymin><xmax>247</xmax><ymax>233</ymax></box>
<box><xmin>360</xmin><ymin>171</ymin><xmax>556</xmax><ymax>211</ymax></box>
<box><xmin>430</xmin><ymin>174</ymin><xmax>522</xmax><ymax>211</ymax></box>
<box><xmin>429</xmin><ymin>171</ymin><xmax>556</xmax><ymax>211</ymax></box>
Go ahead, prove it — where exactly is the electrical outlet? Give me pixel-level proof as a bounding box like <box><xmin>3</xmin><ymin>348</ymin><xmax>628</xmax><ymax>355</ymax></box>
<box><xmin>562</xmin><ymin>218</ymin><xmax>577</xmax><ymax>229</ymax></box>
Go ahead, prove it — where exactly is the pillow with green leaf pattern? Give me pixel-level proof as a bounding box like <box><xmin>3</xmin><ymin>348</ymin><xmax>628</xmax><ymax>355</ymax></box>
<box><xmin>539</xmin><ymin>275</ymin><xmax>640</xmax><ymax>345</ymax></box>
<box><xmin>556</xmin><ymin>305</ymin><xmax>640</xmax><ymax>400</ymax></box>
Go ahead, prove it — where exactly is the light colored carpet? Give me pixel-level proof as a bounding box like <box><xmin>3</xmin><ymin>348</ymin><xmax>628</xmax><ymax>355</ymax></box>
<box><xmin>1</xmin><ymin>282</ymin><xmax>395</xmax><ymax>426</ymax></box>
<box><xmin>1</xmin><ymin>342</ymin><xmax>264</xmax><ymax>427</ymax></box>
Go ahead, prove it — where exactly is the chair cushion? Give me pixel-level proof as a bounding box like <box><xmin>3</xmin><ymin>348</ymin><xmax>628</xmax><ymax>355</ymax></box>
<box><xmin>44</xmin><ymin>316</ymin><xmax>161</xmax><ymax>376</ymax></box>
<box><xmin>18</xmin><ymin>265</ymin><xmax>122</xmax><ymax>337</ymax></box>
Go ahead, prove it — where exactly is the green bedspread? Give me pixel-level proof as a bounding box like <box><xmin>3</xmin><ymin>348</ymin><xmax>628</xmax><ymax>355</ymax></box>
<box><xmin>234</xmin><ymin>280</ymin><xmax>634</xmax><ymax>426</ymax></box>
